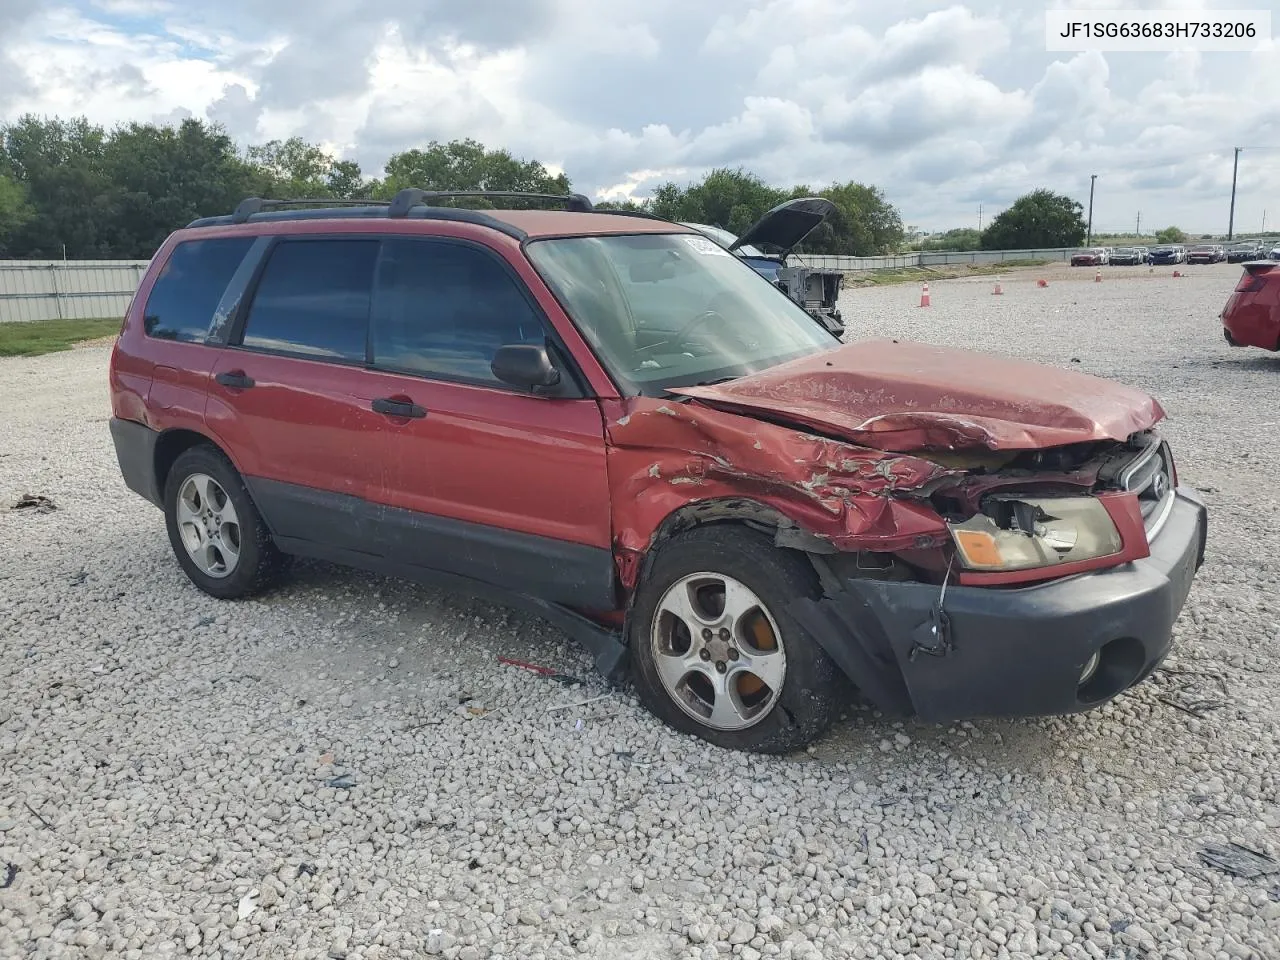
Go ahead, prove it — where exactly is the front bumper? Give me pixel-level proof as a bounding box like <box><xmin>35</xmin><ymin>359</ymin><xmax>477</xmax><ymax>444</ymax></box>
<box><xmin>791</xmin><ymin>489</ymin><xmax>1208</xmax><ymax>722</ymax></box>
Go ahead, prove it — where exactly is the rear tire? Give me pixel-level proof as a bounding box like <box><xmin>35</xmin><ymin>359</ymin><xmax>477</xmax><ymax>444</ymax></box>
<box><xmin>628</xmin><ymin>525</ymin><xmax>843</xmax><ymax>753</ymax></box>
<box><xmin>163</xmin><ymin>445</ymin><xmax>286</xmax><ymax>599</ymax></box>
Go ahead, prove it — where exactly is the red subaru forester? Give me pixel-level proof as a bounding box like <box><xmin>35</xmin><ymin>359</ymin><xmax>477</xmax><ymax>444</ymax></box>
<box><xmin>110</xmin><ymin>191</ymin><xmax>1207</xmax><ymax>753</ymax></box>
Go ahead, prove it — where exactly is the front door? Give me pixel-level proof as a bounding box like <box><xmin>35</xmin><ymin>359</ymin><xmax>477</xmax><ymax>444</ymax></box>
<box><xmin>361</xmin><ymin>237</ymin><xmax>615</xmax><ymax>609</ymax></box>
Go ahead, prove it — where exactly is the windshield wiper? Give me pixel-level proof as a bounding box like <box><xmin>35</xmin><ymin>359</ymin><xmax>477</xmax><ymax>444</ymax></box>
<box><xmin>691</xmin><ymin>376</ymin><xmax>738</xmax><ymax>387</ymax></box>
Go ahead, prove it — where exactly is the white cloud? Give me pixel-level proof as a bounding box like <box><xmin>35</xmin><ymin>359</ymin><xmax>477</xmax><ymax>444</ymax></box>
<box><xmin>1</xmin><ymin>0</ymin><xmax>1277</xmax><ymax>233</ymax></box>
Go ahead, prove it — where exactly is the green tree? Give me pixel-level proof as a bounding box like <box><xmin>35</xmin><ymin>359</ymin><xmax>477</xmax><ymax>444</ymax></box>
<box><xmin>795</xmin><ymin>181</ymin><xmax>904</xmax><ymax>255</ymax></box>
<box><xmin>649</xmin><ymin>170</ymin><xmax>903</xmax><ymax>255</ymax></box>
<box><xmin>378</xmin><ymin>139</ymin><xmax>570</xmax><ymax>202</ymax></box>
<box><xmin>246</xmin><ymin>137</ymin><xmax>366</xmax><ymax>199</ymax></box>
<box><xmin>649</xmin><ymin>168</ymin><xmax>786</xmax><ymax>234</ymax></box>
<box><xmin>102</xmin><ymin>119</ymin><xmax>262</xmax><ymax>257</ymax></box>
<box><xmin>1</xmin><ymin>115</ymin><xmax>115</xmax><ymax>258</ymax></box>
<box><xmin>1155</xmin><ymin>226</ymin><xmax>1187</xmax><ymax>243</ymax></box>
<box><xmin>593</xmin><ymin>197</ymin><xmax>647</xmax><ymax>212</ymax></box>
<box><xmin>980</xmin><ymin>189</ymin><xmax>1087</xmax><ymax>250</ymax></box>
<box><xmin>919</xmin><ymin>227</ymin><xmax>981</xmax><ymax>251</ymax></box>
<box><xmin>0</xmin><ymin>173</ymin><xmax>33</xmax><ymax>255</ymax></box>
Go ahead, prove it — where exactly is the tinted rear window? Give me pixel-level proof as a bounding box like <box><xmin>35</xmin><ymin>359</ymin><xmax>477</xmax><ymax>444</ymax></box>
<box><xmin>144</xmin><ymin>238</ymin><xmax>254</xmax><ymax>342</ymax></box>
<box><xmin>240</xmin><ymin>240</ymin><xmax>378</xmax><ymax>361</ymax></box>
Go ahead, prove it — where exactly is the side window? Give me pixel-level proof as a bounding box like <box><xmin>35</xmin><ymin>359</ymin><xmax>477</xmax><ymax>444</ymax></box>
<box><xmin>240</xmin><ymin>240</ymin><xmax>378</xmax><ymax>361</ymax></box>
<box><xmin>144</xmin><ymin>237</ymin><xmax>254</xmax><ymax>341</ymax></box>
<box><xmin>371</xmin><ymin>239</ymin><xmax>545</xmax><ymax>384</ymax></box>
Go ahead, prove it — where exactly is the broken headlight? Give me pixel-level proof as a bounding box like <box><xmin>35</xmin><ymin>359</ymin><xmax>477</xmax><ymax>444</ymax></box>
<box><xmin>948</xmin><ymin>496</ymin><xmax>1122</xmax><ymax>571</ymax></box>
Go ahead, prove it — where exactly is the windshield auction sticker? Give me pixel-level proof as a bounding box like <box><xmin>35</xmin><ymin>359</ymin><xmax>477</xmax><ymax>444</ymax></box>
<box><xmin>1045</xmin><ymin>9</ymin><xmax>1270</xmax><ymax>51</ymax></box>
<box><xmin>682</xmin><ymin>235</ymin><xmax>732</xmax><ymax>256</ymax></box>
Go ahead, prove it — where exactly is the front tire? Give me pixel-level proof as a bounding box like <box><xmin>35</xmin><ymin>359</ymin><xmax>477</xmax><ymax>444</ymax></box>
<box><xmin>628</xmin><ymin>526</ymin><xmax>843</xmax><ymax>753</ymax></box>
<box><xmin>163</xmin><ymin>445</ymin><xmax>286</xmax><ymax>599</ymax></box>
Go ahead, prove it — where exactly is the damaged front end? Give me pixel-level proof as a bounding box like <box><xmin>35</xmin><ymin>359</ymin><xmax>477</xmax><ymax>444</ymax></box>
<box><xmin>609</xmin><ymin>387</ymin><xmax>1207</xmax><ymax>723</ymax></box>
<box><xmin>789</xmin><ymin>433</ymin><xmax>1207</xmax><ymax>721</ymax></box>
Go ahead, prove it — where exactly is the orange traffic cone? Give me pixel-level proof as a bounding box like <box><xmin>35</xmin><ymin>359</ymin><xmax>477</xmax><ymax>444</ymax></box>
<box><xmin>992</xmin><ymin>280</ymin><xmax>1003</xmax><ymax>295</ymax></box>
<box><xmin>1094</xmin><ymin>269</ymin><xmax>1102</xmax><ymax>283</ymax></box>
<box><xmin>1037</xmin><ymin>278</ymin><xmax>1048</xmax><ymax>288</ymax></box>
<box><xmin>919</xmin><ymin>282</ymin><xmax>931</xmax><ymax>307</ymax></box>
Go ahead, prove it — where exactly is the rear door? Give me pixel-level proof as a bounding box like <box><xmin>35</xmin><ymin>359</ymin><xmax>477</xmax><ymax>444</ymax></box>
<box><xmin>206</xmin><ymin>237</ymin><xmax>388</xmax><ymax>554</ymax></box>
<box><xmin>359</xmin><ymin>237</ymin><xmax>615</xmax><ymax>609</ymax></box>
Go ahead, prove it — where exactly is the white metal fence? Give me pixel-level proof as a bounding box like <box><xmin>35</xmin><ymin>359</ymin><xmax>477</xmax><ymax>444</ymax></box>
<box><xmin>0</xmin><ymin>246</ymin><xmax>1085</xmax><ymax>323</ymax></box>
<box><xmin>0</xmin><ymin>260</ymin><xmax>150</xmax><ymax>322</ymax></box>
<box><xmin>794</xmin><ymin>247</ymin><xmax>1078</xmax><ymax>271</ymax></box>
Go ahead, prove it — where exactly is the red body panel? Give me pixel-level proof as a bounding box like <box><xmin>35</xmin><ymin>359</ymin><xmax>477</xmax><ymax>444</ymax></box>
<box><xmin>360</xmin><ymin>370</ymin><xmax>612</xmax><ymax>549</ymax></box>
<box><xmin>670</xmin><ymin>340</ymin><xmax>1165</xmax><ymax>453</ymax></box>
<box><xmin>1221</xmin><ymin>267</ymin><xmax>1280</xmax><ymax>350</ymax></box>
<box><xmin>205</xmin><ymin>351</ymin><xmax>387</xmax><ymax>500</ymax></box>
<box><xmin>603</xmin><ymin>396</ymin><xmax>954</xmax><ymax>588</ymax></box>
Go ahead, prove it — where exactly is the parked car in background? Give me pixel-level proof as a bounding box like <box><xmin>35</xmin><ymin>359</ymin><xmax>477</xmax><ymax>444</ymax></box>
<box><xmin>107</xmin><ymin>190</ymin><xmax>1208</xmax><ymax>753</ymax></box>
<box><xmin>1134</xmin><ymin>246</ymin><xmax>1150</xmax><ymax>264</ymax></box>
<box><xmin>1071</xmin><ymin>248</ymin><xmax>1109</xmax><ymax>266</ymax></box>
<box><xmin>684</xmin><ymin>198</ymin><xmax>845</xmax><ymax>338</ymax></box>
<box><xmin>1221</xmin><ymin>260</ymin><xmax>1280</xmax><ymax>351</ymax></box>
<box><xmin>1108</xmin><ymin>247</ymin><xmax>1143</xmax><ymax>266</ymax></box>
<box><xmin>1187</xmin><ymin>244</ymin><xmax>1226</xmax><ymax>264</ymax></box>
<box><xmin>1227</xmin><ymin>241</ymin><xmax>1266</xmax><ymax>263</ymax></box>
<box><xmin>1150</xmin><ymin>245</ymin><xmax>1187</xmax><ymax>265</ymax></box>
<box><xmin>1269</xmin><ymin>244</ymin><xmax>1280</xmax><ymax>261</ymax></box>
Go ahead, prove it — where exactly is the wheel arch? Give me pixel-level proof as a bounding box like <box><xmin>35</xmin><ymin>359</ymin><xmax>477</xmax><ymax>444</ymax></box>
<box><xmin>628</xmin><ymin>497</ymin><xmax>836</xmax><ymax>599</ymax></box>
<box><xmin>154</xmin><ymin>428</ymin><xmax>238</xmax><ymax>498</ymax></box>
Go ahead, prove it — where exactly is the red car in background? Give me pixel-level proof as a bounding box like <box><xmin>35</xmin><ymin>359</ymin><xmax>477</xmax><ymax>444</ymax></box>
<box><xmin>1071</xmin><ymin>248</ymin><xmax>1108</xmax><ymax>266</ymax></box>
<box><xmin>1222</xmin><ymin>261</ymin><xmax>1280</xmax><ymax>351</ymax></box>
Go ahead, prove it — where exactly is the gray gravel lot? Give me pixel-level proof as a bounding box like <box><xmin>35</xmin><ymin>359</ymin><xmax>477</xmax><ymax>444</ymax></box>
<box><xmin>2</xmin><ymin>260</ymin><xmax>1278</xmax><ymax>960</ymax></box>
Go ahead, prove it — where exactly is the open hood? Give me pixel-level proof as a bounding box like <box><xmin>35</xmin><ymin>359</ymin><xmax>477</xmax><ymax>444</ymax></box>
<box><xmin>729</xmin><ymin>197</ymin><xmax>836</xmax><ymax>257</ymax></box>
<box><xmin>668</xmin><ymin>340</ymin><xmax>1165</xmax><ymax>453</ymax></box>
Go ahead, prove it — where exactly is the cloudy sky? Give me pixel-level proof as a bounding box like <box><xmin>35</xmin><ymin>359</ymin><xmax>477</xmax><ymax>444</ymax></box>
<box><xmin>1</xmin><ymin>0</ymin><xmax>1277</xmax><ymax>233</ymax></box>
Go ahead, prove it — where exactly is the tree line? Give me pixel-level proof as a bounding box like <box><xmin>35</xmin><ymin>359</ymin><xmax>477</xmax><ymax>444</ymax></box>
<box><xmin>0</xmin><ymin>115</ymin><xmax>909</xmax><ymax>260</ymax></box>
<box><xmin>1</xmin><ymin>114</ymin><xmax>1110</xmax><ymax>261</ymax></box>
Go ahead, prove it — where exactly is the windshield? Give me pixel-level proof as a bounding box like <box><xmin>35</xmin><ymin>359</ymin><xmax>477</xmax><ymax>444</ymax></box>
<box><xmin>1114</xmin><ymin>248</ymin><xmax>1135</xmax><ymax>255</ymax></box>
<box><xmin>526</xmin><ymin>233</ymin><xmax>835</xmax><ymax>395</ymax></box>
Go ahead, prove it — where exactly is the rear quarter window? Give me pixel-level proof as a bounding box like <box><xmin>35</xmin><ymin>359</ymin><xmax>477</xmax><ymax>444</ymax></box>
<box><xmin>144</xmin><ymin>237</ymin><xmax>255</xmax><ymax>342</ymax></box>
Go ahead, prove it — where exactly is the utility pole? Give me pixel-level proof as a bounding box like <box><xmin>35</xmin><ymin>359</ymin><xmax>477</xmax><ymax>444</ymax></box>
<box><xmin>1136</xmin><ymin>211</ymin><xmax>1141</xmax><ymax>237</ymax></box>
<box><xmin>1228</xmin><ymin>146</ymin><xmax>1241</xmax><ymax>240</ymax></box>
<box><xmin>1086</xmin><ymin>174</ymin><xmax>1097</xmax><ymax>245</ymax></box>
<box><xmin>978</xmin><ymin>203</ymin><xmax>983</xmax><ymax>231</ymax></box>
<box><xmin>1263</xmin><ymin>209</ymin><xmax>1267</xmax><ymax>233</ymax></box>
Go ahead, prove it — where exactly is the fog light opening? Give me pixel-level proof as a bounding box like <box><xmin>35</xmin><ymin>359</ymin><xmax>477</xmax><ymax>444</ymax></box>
<box><xmin>1077</xmin><ymin>637</ymin><xmax>1147</xmax><ymax>705</ymax></box>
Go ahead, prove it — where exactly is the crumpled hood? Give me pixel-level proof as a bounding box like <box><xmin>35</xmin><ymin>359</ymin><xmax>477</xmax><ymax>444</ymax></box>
<box><xmin>669</xmin><ymin>340</ymin><xmax>1165</xmax><ymax>452</ymax></box>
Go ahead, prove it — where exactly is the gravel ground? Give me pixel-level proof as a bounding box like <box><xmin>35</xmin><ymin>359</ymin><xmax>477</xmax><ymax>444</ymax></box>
<box><xmin>2</xmin><ymin>260</ymin><xmax>1278</xmax><ymax>960</ymax></box>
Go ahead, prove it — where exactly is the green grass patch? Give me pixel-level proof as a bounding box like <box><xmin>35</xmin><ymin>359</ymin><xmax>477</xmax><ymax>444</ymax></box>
<box><xmin>845</xmin><ymin>260</ymin><xmax>1053</xmax><ymax>287</ymax></box>
<box><xmin>0</xmin><ymin>318</ymin><xmax>122</xmax><ymax>357</ymax></box>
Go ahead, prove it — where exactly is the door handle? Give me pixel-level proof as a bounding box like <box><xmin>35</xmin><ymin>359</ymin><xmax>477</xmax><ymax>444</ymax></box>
<box><xmin>215</xmin><ymin>371</ymin><xmax>255</xmax><ymax>389</ymax></box>
<box><xmin>372</xmin><ymin>397</ymin><xmax>427</xmax><ymax>419</ymax></box>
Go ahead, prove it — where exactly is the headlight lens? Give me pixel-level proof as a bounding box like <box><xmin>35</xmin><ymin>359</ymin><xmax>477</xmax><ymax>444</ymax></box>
<box><xmin>949</xmin><ymin>496</ymin><xmax>1122</xmax><ymax>571</ymax></box>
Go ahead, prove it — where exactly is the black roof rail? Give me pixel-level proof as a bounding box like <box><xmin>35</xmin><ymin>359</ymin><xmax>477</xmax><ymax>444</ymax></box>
<box><xmin>231</xmin><ymin>197</ymin><xmax>390</xmax><ymax>223</ymax></box>
<box><xmin>388</xmin><ymin>189</ymin><xmax>594</xmax><ymax>216</ymax></box>
<box><xmin>591</xmin><ymin>207</ymin><xmax>675</xmax><ymax>224</ymax></box>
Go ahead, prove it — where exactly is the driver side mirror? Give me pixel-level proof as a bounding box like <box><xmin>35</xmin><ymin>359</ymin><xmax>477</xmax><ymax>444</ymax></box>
<box><xmin>491</xmin><ymin>343</ymin><xmax>561</xmax><ymax>391</ymax></box>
